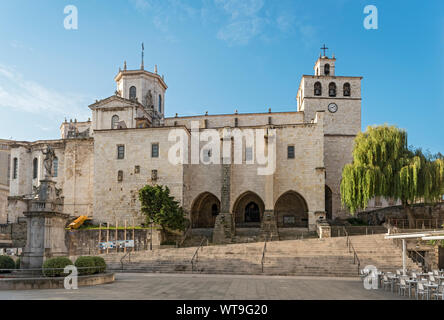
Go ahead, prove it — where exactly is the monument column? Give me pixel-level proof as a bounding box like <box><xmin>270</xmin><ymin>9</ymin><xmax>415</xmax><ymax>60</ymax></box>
<box><xmin>21</xmin><ymin>146</ymin><xmax>69</xmax><ymax>269</ymax></box>
<box><xmin>260</xmin><ymin>128</ymin><xmax>278</xmax><ymax>240</ymax></box>
<box><xmin>212</xmin><ymin>129</ymin><xmax>234</xmax><ymax>244</ymax></box>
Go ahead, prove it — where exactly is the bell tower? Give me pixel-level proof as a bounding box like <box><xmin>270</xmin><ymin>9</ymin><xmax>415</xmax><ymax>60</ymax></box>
<box><xmin>296</xmin><ymin>47</ymin><xmax>363</xmax><ymax>220</ymax></box>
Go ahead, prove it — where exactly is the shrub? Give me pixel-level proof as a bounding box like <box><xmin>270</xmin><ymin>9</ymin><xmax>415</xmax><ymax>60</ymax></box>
<box><xmin>74</xmin><ymin>256</ymin><xmax>96</xmax><ymax>275</ymax></box>
<box><xmin>42</xmin><ymin>257</ymin><xmax>73</xmax><ymax>277</ymax></box>
<box><xmin>92</xmin><ymin>256</ymin><xmax>106</xmax><ymax>274</ymax></box>
<box><xmin>0</xmin><ymin>255</ymin><xmax>15</xmax><ymax>273</ymax></box>
<box><xmin>15</xmin><ymin>257</ymin><xmax>21</xmax><ymax>269</ymax></box>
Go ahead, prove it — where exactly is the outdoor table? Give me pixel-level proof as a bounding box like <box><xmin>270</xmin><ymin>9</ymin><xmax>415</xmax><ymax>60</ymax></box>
<box><xmin>423</xmin><ymin>283</ymin><xmax>439</xmax><ymax>300</ymax></box>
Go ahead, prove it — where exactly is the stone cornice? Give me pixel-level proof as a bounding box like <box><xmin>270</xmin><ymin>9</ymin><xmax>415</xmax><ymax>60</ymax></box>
<box><xmin>88</xmin><ymin>95</ymin><xmax>143</xmax><ymax>110</ymax></box>
<box><xmin>114</xmin><ymin>69</ymin><xmax>168</xmax><ymax>90</ymax></box>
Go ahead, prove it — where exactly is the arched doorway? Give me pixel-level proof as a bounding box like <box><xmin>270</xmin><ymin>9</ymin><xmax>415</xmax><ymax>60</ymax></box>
<box><xmin>275</xmin><ymin>191</ymin><xmax>308</xmax><ymax>228</ymax></box>
<box><xmin>325</xmin><ymin>185</ymin><xmax>333</xmax><ymax>220</ymax></box>
<box><xmin>233</xmin><ymin>191</ymin><xmax>265</xmax><ymax>226</ymax></box>
<box><xmin>245</xmin><ymin>202</ymin><xmax>260</xmax><ymax>223</ymax></box>
<box><xmin>191</xmin><ymin>192</ymin><xmax>220</xmax><ymax>228</ymax></box>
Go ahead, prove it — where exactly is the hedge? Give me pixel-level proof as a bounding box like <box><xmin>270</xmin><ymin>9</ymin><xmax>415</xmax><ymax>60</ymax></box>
<box><xmin>0</xmin><ymin>255</ymin><xmax>15</xmax><ymax>273</ymax></box>
<box><xmin>92</xmin><ymin>256</ymin><xmax>106</xmax><ymax>274</ymax></box>
<box><xmin>15</xmin><ymin>257</ymin><xmax>21</xmax><ymax>269</ymax></box>
<box><xmin>74</xmin><ymin>256</ymin><xmax>96</xmax><ymax>275</ymax></box>
<box><xmin>74</xmin><ymin>256</ymin><xmax>107</xmax><ymax>275</ymax></box>
<box><xmin>42</xmin><ymin>257</ymin><xmax>73</xmax><ymax>277</ymax></box>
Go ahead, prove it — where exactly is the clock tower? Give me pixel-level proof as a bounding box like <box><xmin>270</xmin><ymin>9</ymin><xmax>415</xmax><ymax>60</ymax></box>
<box><xmin>296</xmin><ymin>50</ymin><xmax>363</xmax><ymax>220</ymax></box>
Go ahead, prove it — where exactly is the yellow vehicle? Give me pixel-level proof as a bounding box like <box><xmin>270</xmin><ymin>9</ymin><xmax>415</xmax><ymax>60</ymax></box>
<box><xmin>68</xmin><ymin>215</ymin><xmax>90</xmax><ymax>229</ymax></box>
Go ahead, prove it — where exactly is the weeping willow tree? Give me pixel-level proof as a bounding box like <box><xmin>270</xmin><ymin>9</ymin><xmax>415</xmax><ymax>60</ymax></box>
<box><xmin>341</xmin><ymin>125</ymin><xmax>444</xmax><ymax>228</ymax></box>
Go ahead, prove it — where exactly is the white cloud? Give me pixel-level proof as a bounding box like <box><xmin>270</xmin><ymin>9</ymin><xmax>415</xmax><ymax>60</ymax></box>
<box><xmin>215</xmin><ymin>0</ymin><xmax>266</xmax><ymax>45</ymax></box>
<box><xmin>0</xmin><ymin>65</ymin><xmax>90</xmax><ymax>120</ymax></box>
<box><xmin>217</xmin><ymin>18</ymin><xmax>263</xmax><ymax>45</ymax></box>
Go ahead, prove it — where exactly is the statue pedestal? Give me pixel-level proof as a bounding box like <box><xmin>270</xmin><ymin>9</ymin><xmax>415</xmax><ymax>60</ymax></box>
<box><xmin>21</xmin><ymin>178</ymin><xmax>68</xmax><ymax>269</ymax></box>
<box><xmin>21</xmin><ymin>210</ymin><xmax>69</xmax><ymax>269</ymax></box>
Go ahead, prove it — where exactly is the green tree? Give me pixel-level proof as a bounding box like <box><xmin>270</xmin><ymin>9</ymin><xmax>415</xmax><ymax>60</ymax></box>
<box><xmin>139</xmin><ymin>184</ymin><xmax>187</xmax><ymax>233</ymax></box>
<box><xmin>341</xmin><ymin>125</ymin><xmax>444</xmax><ymax>228</ymax></box>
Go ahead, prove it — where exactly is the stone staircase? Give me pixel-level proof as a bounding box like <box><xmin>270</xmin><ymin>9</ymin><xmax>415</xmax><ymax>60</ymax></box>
<box><xmin>101</xmin><ymin>234</ymin><xmax>419</xmax><ymax>277</ymax></box>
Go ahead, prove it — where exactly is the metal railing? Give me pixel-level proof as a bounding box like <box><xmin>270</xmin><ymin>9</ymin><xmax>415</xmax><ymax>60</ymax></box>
<box><xmin>120</xmin><ymin>251</ymin><xmax>131</xmax><ymax>270</ymax></box>
<box><xmin>388</xmin><ymin>218</ymin><xmax>444</xmax><ymax>230</ymax></box>
<box><xmin>343</xmin><ymin>227</ymin><xmax>361</xmax><ymax>275</ymax></box>
<box><xmin>190</xmin><ymin>236</ymin><xmax>207</xmax><ymax>272</ymax></box>
<box><xmin>178</xmin><ymin>224</ymin><xmax>192</xmax><ymax>247</ymax></box>
<box><xmin>0</xmin><ymin>266</ymin><xmax>103</xmax><ymax>278</ymax></box>
<box><xmin>407</xmin><ymin>249</ymin><xmax>432</xmax><ymax>273</ymax></box>
<box><xmin>261</xmin><ymin>235</ymin><xmax>269</xmax><ymax>273</ymax></box>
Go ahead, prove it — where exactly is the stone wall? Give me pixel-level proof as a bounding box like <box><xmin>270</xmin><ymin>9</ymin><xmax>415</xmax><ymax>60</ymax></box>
<box><xmin>356</xmin><ymin>202</ymin><xmax>444</xmax><ymax>226</ymax></box>
<box><xmin>0</xmin><ymin>220</ymin><xmax>26</xmax><ymax>247</ymax></box>
<box><xmin>93</xmin><ymin>127</ymin><xmax>185</xmax><ymax>224</ymax></box>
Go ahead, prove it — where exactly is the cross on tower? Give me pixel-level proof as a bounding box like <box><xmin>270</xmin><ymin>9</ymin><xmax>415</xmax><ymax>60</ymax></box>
<box><xmin>321</xmin><ymin>44</ymin><xmax>328</xmax><ymax>57</ymax></box>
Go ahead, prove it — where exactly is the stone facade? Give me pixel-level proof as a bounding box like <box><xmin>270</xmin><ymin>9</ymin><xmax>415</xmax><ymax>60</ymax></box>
<box><xmin>0</xmin><ymin>140</ymin><xmax>11</xmax><ymax>223</ymax></box>
<box><xmin>5</xmin><ymin>54</ymin><xmax>366</xmax><ymax>235</ymax></box>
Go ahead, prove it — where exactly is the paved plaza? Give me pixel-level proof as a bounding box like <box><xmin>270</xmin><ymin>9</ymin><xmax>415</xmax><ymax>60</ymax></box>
<box><xmin>0</xmin><ymin>273</ymin><xmax>405</xmax><ymax>300</ymax></box>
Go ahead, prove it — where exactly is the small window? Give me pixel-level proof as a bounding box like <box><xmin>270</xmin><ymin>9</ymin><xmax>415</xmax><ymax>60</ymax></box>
<box><xmin>111</xmin><ymin>115</ymin><xmax>119</xmax><ymax>129</ymax></box>
<box><xmin>151</xmin><ymin>143</ymin><xmax>159</xmax><ymax>158</ymax></box>
<box><xmin>135</xmin><ymin>165</ymin><xmax>140</xmax><ymax>174</ymax></box>
<box><xmin>53</xmin><ymin>157</ymin><xmax>58</xmax><ymax>177</ymax></box>
<box><xmin>324</xmin><ymin>63</ymin><xmax>330</xmax><ymax>75</ymax></box>
<box><xmin>33</xmin><ymin>158</ymin><xmax>38</xmax><ymax>179</ymax></box>
<box><xmin>314</xmin><ymin>82</ymin><xmax>322</xmax><ymax>96</ymax></box>
<box><xmin>158</xmin><ymin>94</ymin><xmax>162</xmax><ymax>113</ymax></box>
<box><xmin>129</xmin><ymin>86</ymin><xmax>137</xmax><ymax>100</ymax></box>
<box><xmin>12</xmin><ymin>157</ymin><xmax>18</xmax><ymax>179</ymax></box>
<box><xmin>151</xmin><ymin>169</ymin><xmax>158</xmax><ymax>181</ymax></box>
<box><xmin>343</xmin><ymin>83</ymin><xmax>351</xmax><ymax>97</ymax></box>
<box><xmin>329</xmin><ymin>82</ymin><xmax>336</xmax><ymax>97</ymax></box>
<box><xmin>287</xmin><ymin>146</ymin><xmax>295</xmax><ymax>159</ymax></box>
<box><xmin>117</xmin><ymin>170</ymin><xmax>123</xmax><ymax>182</ymax></box>
<box><xmin>117</xmin><ymin>145</ymin><xmax>125</xmax><ymax>159</ymax></box>
<box><xmin>245</xmin><ymin>147</ymin><xmax>253</xmax><ymax>162</ymax></box>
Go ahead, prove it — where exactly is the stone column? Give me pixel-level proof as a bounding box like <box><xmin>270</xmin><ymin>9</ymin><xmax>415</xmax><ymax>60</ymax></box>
<box><xmin>213</xmin><ymin>130</ymin><xmax>234</xmax><ymax>244</ymax></box>
<box><xmin>260</xmin><ymin>130</ymin><xmax>278</xmax><ymax>240</ymax></box>
<box><xmin>213</xmin><ymin>164</ymin><xmax>234</xmax><ymax>244</ymax></box>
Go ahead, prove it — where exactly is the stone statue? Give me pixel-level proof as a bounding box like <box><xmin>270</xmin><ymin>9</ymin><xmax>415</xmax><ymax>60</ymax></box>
<box><xmin>145</xmin><ymin>90</ymin><xmax>153</xmax><ymax>108</ymax></box>
<box><xmin>42</xmin><ymin>145</ymin><xmax>55</xmax><ymax>177</ymax></box>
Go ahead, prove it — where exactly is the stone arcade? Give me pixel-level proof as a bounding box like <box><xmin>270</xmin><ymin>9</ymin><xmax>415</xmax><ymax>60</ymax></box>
<box><xmin>4</xmin><ymin>51</ymin><xmax>364</xmax><ymax>242</ymax></box>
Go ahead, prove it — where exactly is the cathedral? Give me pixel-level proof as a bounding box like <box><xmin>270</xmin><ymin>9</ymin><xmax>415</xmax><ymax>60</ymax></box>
<box><xmin>2</xmin><ymin>51</ymin><xmax>367</xmax><ymax>238</ymax></box>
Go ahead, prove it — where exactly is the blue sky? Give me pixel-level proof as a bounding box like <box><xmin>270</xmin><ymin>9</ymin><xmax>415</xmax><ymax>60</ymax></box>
<box><xmin>0</xmin><ymin>0</ymin><xmax>442</xmax><ymax>154</ymax></box>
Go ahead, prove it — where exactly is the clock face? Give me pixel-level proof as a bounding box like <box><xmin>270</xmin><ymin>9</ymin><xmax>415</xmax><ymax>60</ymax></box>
<box><xmin>328</xmin><ymin>103</ymin><xmax>338</xmax><ymax>113</ymax></box>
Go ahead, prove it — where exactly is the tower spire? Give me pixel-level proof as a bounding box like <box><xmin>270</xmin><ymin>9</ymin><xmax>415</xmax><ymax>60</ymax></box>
<box><xmin>141</xmin><ymin>43</ymin><xmax>144</xmax><ymax>70</ymax></box>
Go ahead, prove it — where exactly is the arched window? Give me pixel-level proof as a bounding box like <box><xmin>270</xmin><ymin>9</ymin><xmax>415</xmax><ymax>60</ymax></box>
<box><xmin>329</xmin><ymin>82</ymin><xmax>336</xmax><ymax>97</ymax></box>
<box><xmin>343</xmin><ymin>83</ymin><xmax>351</xmax><ymax>96</ymax></box>
<box><xmin>111</xmin><ymin>115</ymin><xmax>119</xmax><ymax>129</ymax></box>
<box><xmin>53</xmin><ymin>157</ymin><xmax>58</xmax><ymax>177</ymax></box>
<box><xmin>12</xmin><ymin>157</ymin><xmax>18</xmax><ymax>179</ymax></box>
<box><xmin>158</xmin><ymin>94</ymin><xmax>162</xmax><ymax>113</ymax></box>
<box><xmin>324</xmin><ymin>64</ymin><xmax>330</xmax><ymax>75</ymax></box>
<box><xmin>33</xmin><ymin>158</ymin><xmax>38</xmax><ymax>179</ymax></box>
<box><xmin>314</xmin><ymin>82</ymin><xmax>322</xmax><ymax>96</ymax></box>
<box><xmin>129</xmin><ymin>86</ymin><xmax>137</xmax><ymax>100</ymax></box>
